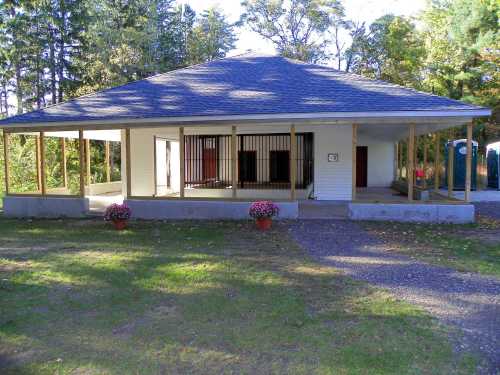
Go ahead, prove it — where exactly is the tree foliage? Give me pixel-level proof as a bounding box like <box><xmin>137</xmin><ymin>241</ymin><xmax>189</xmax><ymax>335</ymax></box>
<box><xmin>241</xmin><ymin>0</ymin><xmax>345</xmax><ymax>63</ymax></box>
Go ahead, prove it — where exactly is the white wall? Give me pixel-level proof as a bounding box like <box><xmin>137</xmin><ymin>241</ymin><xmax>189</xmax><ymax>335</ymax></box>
<box><xmin>313</xmin><ymin>125</ymin><xmax>353</xmax><ymax>200</ymax></box>
<box><xmin>358</xmin><ymin>136</ymin><xmax>395</xmax><ymax>187</ymax></box>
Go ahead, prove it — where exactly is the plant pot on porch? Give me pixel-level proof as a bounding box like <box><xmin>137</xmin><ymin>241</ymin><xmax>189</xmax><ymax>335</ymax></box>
<box><xmin>256</xmin><ymin>217</ymin><xmax>273</xmax><ymax>230</ymax></box>
<box><xmin>112</xmin><ymin>219</ymin><xmax>128</xmax><ymax>230</ymax></box>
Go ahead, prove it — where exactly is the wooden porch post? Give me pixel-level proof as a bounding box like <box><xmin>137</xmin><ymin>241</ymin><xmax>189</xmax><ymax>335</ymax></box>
<box><xmin>352</xmin><ymin>123</ymin><xmax>358</xmax><ymax>200</ymax></box>
<box><xmin>39</xmin><ymin>132</ymin><xmax>46</xmax><ymax>195</ymax></box>
<box><xmin>78</xmin><ymin>130</ymin><xmax>85</xmax><ymax>197</ymax></box>
<box><xmin>35</xmin><ymin>135</ymin><xmax>42</xmax><ymax>191</ymax></box>
<box><xmin>408</xmin><ymin>124</ymin><xmax>415</xmax><ymax>201</ymax></box>
<box><xmin>290</xmin><ymin>124</ymin><xmax>297</xmax><ymax>200</ymax></box>
<box><xmin>231</xmin><ymin>126</ymin><xmax>237</xmax><ymax>198</ymax></box>
<box><xmin>394</xmin><ymin>142</ymin><xmax>399</xmax><ymax>181</ymax></box>
<box><xmin>434</xmin><ymin>133</ymin><xmax>440</xmax><ymax>192</ymax></box>
<box><xmin>105</xmin><ymin>141</ymin><xmax>111</xmax><ymax>183</ymax></box>
<box><xmin>3</xmin><ymin>131</ymin><xmax>10</xmax><ymax>195</ymax></box>
<box><xmin>465</xmin><ymin>122</ymin><xmax>473</xmax><ymax>202</ymax></box>
<box><xmin>125</xmin><ymin>129</ymin><xmax>131</xmax><ymax>198</ymax></box>
<box><xmin>179</xmin><ymin>127</ymin><xmax>185</xmax><ymax>199</ymax></box>
<box><xmin>447</xmin><ymin>140</ymin><xmax>454</xmax><ymax>198</ymax></box>
<box><xmin>423</xmin><ymin>138</ymin><xmax>428</xmax><ymax>189</ymax></box>
<box><xmin>85</xmin><ymin>139</ymin><xmax>91</xmax><ymax>186</ymax></box>
<box><xmin>61</xmin><ymin>138</ymin><xmax>68</xmax><ymax>188</ymax></box>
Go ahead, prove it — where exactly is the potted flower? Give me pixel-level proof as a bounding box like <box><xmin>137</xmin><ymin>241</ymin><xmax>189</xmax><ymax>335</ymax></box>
<box><xmin>249</xmin><ymin>201</ymin><xmax>279</xmax><ymax>230</ymax></box>
<box><xmin>104</xmin><ymin>203</ymin><xmax>132</xmax><ymax>230</ymax></box>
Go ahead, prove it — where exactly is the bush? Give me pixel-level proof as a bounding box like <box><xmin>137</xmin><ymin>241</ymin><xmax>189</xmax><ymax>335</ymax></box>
<box><xmin>104</xmin><ymin>203</ymin><xmax>131</xmax><ymax>221</ymax></box>
<box><xmin>249</xmin><ymin>201</ymin><xmax>279</xmax><ymax>219</ymax></box>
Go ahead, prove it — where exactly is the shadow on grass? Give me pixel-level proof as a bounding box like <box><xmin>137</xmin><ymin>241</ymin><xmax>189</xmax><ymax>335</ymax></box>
<box><xmin>0</xmin><ymin>219</ymin><xmax>476</xmax><ymax>374</ymax></box>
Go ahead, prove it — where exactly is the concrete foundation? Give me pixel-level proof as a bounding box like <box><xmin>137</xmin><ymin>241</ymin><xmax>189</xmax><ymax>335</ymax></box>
<box><xmin>125</xmin><ymin>199</ymin><xmax>299</xmax><ymax>220</ymax></box>
<box><xmin>3</xmin><ymin>196</ymin><xmax>90</xmax><ymax>218</ymax></box>
<box><xmin>348</xmin><ymin>203</ymin><xmax>475</xmax><ymax>224</ymax></box>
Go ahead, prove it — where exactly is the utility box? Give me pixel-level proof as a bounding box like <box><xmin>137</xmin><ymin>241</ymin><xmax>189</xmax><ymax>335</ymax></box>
<box><xmin>445</xmin><ymin>139</ymin><xmax>478</xmax><ymax>191</ymax></box>
<box><xmin>487</xmin><ymin>141</ymin><xmax>500</xmax><ymax>190</ymax></box>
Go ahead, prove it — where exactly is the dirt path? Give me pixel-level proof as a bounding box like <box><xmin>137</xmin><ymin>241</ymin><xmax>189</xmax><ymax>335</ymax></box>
<box><xmin>286</xmin><ymin>220</ymin><xmax>500</xmax><ymax>374</ymax></box>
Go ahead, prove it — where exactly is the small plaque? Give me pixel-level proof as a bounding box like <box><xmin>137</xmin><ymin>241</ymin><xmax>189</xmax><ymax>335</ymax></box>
<box><xmin>328</xmin><ymin>153</ymin><xmax>339</xmax><ymax>162</ymax></box>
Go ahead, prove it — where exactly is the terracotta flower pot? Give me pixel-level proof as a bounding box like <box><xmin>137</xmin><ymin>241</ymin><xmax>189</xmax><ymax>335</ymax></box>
<box><xmin>256</xmin><ymin>217</ymin><xmax>272</xmax><ymax>230</ymax></box>
<box><xmin>112</xmin><ymin>219</ymin><xmax>128</xmax><ymax>230</ymax></box>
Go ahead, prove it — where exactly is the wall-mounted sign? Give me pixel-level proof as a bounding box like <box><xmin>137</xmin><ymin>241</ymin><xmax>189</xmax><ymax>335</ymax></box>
<box><xmin>328</xmin><ymin>153</ymin><xmax>339</xmax><ymax>162</ymax></box>
<box><xmin>459</xmin><ymin>146</ymin><xmax>467</xmax><ymax>155</ymax></box>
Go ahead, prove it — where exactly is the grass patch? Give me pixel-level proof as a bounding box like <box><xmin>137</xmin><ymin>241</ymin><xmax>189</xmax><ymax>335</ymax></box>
<box><xmin>0</xmin><ymin>218</ymin><xmax>476</xmax><ymax>374</ymax></box>
<box><xmin>363</xmin><ymin>219</ymin><xmax>500</xmax><ymax>278</ymax></box>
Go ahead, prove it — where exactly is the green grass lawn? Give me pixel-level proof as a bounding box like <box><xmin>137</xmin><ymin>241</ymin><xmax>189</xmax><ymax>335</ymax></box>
<box><xmin>363</xmin><ymin>219</ymin><xmax>500</xmax><ymax>278</ymax></box>
<box><xmin>0</xmin><ymin>218</ymin><xmax>476</xmax><ymax>374</ymax></box>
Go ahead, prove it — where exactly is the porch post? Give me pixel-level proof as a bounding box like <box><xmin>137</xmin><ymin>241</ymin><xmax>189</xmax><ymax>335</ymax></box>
<box><xmin>408</xmin><ymin>124</ymin><xmax>415</xmax><ymax>201</ymax></box>
<box><xmin>394</xmin><ymin>142</ymin><xmax>399</xmax><ymax>181</ymax></box>
<box><xmin>3</xmin><ymin>131</ymin><xmax>10</xmax><ymax>195</ymax></box>
<box><xmin>423</xmin><ymin>138</ymin><xmax>428</xmax><ymax>189</ymax></box>
<box><xmin>231</xmin><ymin>126</ymin><xmax>237</xmax><ymax>198</ymax></box>
<box><xmin>85</xmin><ymin>139</ymin><xmax>91</xmax><ymax>186</ymax></box>
<box><xmin>78</xmin><ymin>130</ymin><xmax>85</xmax><ymax>197</ymax></box>
<box><xmin>434</xmin><ymin>133</ymin><xmax>440</xmax><ymax>191</ymax></box>
<box><xmin>290</xmin><ymin>124</ymin><xmax>297</xmax><ymax>200</ymax></box>
<box><xmin>105</xmin><ymin>141</ymin><xmax>111</xmax><ymax>183</ymax></box>
<box><xmin>447</xmin><ymin>140</ymin><xmax>454</xmax><ymax>198</ymax></box>
<box><xmin>465</xmin><ymin>122</ymin><xmax>473</xmax><ymax>202</ymax></box>
<box><xmin>179</xmin><ymin>127</ymin><xmax>185</xmax><ymax>198</ymax></box>
<box><xmin>39</xmin><ymin>132</ymin><xmax>46</xmax><ymax>196</ymax></box>
<box><xmin>352</xmin><ymin>123</ymin><xmax>358</xmax><ymax>200</ymax></box>
<box><xmin>61</xmin><ymin>138</ymin><xmax>68</xmax><ymax>188</ymax></box>
<box><xmin>125</xmin><ymin>129</ymin><xmax>131</xmax><ymax>198</ymax></box>
<box><xmin>35</xmin><ymin>135</ymin><xmax>42</xmax><ymax>191</ymax></box>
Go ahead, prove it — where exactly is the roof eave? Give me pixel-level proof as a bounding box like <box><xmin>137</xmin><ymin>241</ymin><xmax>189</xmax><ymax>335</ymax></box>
<box><xmin>0</xmin><ymin>109</ymin><xmax>492</xmax><ymax>132</ymax></box>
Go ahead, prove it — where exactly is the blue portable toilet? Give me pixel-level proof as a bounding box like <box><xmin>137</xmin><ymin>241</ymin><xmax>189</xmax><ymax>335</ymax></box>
<box><xmin>445</xmin><ymin>139</ymin><xmax>478</xmax><ymax>191</ymax></box>
<box><xmin>487</xmin><ymin>141</ymin><xmax>500</xmax><ymax>190</ymax></box>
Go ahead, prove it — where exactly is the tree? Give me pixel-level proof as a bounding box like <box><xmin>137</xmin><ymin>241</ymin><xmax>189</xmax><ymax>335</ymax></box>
<box><xmin>187</xmin><ymin>7</ymin><xmax>238</xmax><ymax>64</ymax></box>
<box><xmin>346</xmin><ymin>15</ymin><xmax>426</xmax><ymax>88</ymax></box>
<box><xmin>241</xmin><ymin>0</ymin><xmax>345</xmax><ymax>63</ymax></box>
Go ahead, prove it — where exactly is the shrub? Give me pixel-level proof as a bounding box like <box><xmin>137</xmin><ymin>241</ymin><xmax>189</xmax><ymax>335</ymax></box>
<box><xmin>249</xmin><ymin>201</ymin><xmax>279</xmax><ymax>219</ymax></box>
<box><xmin>104</xmin><ymin>203</ymin><xmax>131</xmax><ymax>221</ymax></box>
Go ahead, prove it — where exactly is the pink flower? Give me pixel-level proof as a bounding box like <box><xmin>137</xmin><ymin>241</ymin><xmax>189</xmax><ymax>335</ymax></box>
<box><xmin>249</xmin><ymin>201</ymin><xmax>279</xmax><ymax>219</ymax></box>
<box><xmin>104</xmin><ymin>204</ymin><xmax>132</xmax><ymax>221</ymax></box>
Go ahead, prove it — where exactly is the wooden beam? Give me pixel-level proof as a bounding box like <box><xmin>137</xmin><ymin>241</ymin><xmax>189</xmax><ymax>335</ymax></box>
<box><xmin>61</xmin><ymin>138</ymin><xmax>68</xmax><ymax>188</ymax></box>
<box><xmin>3</xmin><ymin>131</ymin><xmax>10</xmax><ymax>195</ymax></box>
<box><xmin>434</xmin><ymin>133</ymin><xmax>440</xmax><ymax>191</ymax></box>
<box><xmin>465</xmin><ymin>122</ymin><xmax>473</xmax><ymax>202</ymax></box>
<box><xmin>448</xmin><ymin>141</ymin><xmax>454</xmax><ymax>198</ymax></box>
<box><xmin>408</xmin><ymin>124</ymin><xmax>415</xmax><ymax>201</ymax></box>
<box><xmin>352</xmin><ymin>123</ymin><xmax>358</xmax><ymax>200</ymax></box>
<box><xmin>105</xmin><ymin>140</ymin><xmax>111</xmax><ymax>183</ymax></box>
<box><xmin>423</xmin><ymin>138</ymin><xmax>428</xmax><ymax>189</ymax></box>
<box><xmin>39</xmin><ymin>132</ymin><xmax>46</xmax><ymax>195</ymax></box>
<box><xmin>395</xmin><ymin>142</ymin><xmax>399</xmax><ymax>181</ymax></box>
<box><xmin>85</xmin><ymin>139</ymin><xmax>91</xmax><ymax>186</ymax></box>
<box><xmin>290</xmin><ymin>124</ymin><xmax>297</xmax><ymax>200</ymax></box>
<box><xmin>125</xmin><ymin>129</ymin><xmax>131</xmax><ymax>198</ymax></box>
<box><xmin>153</xmin><ymin>136</ymin><xmax>158</xmax><ymax>197</ymax></box>
<box><xmin>179</xmin><ymin>127</ymin><xmax>185</xmax><ymax>199</ymax></box>
<box><xmin>399</xmin><ymin>141</ymin><xmax>403</xmax><ymax>179</ymax></box>
<box><xmin>78</xmin><ymin>130</ymin><xmax>85</xmax><ymax>197</ymax></box>
<box><xmin>231</xmin><ymin>126</ymin><xmax>237</xmax><ymax>198</ymax></box>
<box><xmin>35</xmin><ymin>135</ymin><xmax>42</xmax><ymax>191</ymax></box>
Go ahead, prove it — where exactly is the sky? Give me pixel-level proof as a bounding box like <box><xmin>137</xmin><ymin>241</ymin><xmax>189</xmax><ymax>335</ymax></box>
<box><xmin>177</xmin><ymin>0</ymin><xmax>427</xmax><ymax>56</ymax></box>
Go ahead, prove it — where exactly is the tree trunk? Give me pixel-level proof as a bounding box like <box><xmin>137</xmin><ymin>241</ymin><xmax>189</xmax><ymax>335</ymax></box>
<box><xmin>49</xmin><ymin>28</ymin><xmax>57</xmax><ymax>105</ymax></box>
<box><xmin>15</xmin><ymin>63</ymin><xmax>23</xmax><ymax>115</ymax></box>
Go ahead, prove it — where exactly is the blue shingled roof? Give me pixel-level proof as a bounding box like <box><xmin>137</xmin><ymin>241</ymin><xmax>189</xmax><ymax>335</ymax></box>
<box><xmin>0</xmin><ymin>53</ymin><xmax>487</xmax><ymax>125</ymax></box>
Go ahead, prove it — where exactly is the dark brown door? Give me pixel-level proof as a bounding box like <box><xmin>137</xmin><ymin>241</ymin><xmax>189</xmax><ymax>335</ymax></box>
<box><xmin>239</xmin><ymin>151</ymin><xmax>257</xmax><ymax>183</ymax></box>
<box><xmin>203</xmin><ymin>148</ymin><xmax>217</xmax><ymax>181</ymax></box>
<box><xmin>356</xmin><ymin>146</ymin><xmax>368</xmax><ymax>188</ymax></box>
<box><xmin>270</xmin><ymin>150</ymin><xmax>290</xmax><ymax>182</ymax></box>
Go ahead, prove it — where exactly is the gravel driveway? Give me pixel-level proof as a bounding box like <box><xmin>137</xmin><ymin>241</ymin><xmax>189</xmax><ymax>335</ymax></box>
<box><xmin>287</xmin><ymin>220</ymin><xmax>500</xmax><ymax>374</ymax></box>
